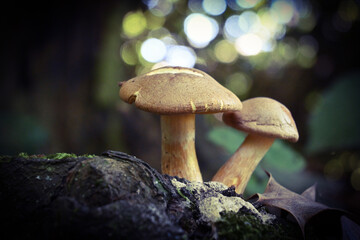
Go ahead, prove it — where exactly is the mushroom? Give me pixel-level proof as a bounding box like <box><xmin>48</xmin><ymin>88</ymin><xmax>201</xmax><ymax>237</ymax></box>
<box><xmin>119</xmin><ymin>66</ymin><xmax>242</xmax><ymax>182</ymax></box>
<box><xmin>212</xmin><ymin>97</ymin><xmax>299</xmax><ymax>193</ymax></box>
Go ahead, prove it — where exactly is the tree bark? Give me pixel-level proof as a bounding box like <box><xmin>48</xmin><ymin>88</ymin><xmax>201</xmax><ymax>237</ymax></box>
<box><xmin>0</xmin><ymin>151</ymin><xmax>185</xmax><ymax>239</ymax></box>
<box><xmin>0</xmin><ymin>150</ymin><xmax>296</xmax><ymax>240</ymax></box>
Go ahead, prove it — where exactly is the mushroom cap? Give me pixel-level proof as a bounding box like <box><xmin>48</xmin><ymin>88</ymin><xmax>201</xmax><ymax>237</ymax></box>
<box><xmin>222</xmin><ymin>97</ymin><xmax>299</xmax><ymax>142</ymax></box>
<box><xmin>119</xmin><ymin>66</ymin><xmax>242</xmax><ymax>114</ymax></box>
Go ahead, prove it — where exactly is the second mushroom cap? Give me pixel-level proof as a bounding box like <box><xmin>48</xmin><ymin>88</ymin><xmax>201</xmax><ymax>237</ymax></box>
<box><xmin>222</xmin><ymin>97</ymin><xmax>299</xmax><ymax>142</ymax></box>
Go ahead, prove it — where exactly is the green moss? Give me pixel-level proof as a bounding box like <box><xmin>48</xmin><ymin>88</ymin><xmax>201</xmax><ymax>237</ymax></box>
<box><xmin>47</xmin><ymin>153</ymin><xmax>78</xmax><ymax>159</ymax></box>
<box><xmin>215</xmin><ymin>211</ymin><xmax>300</xmax><ymax>240</ymax></box>
<box><xmin>176</xmin><ymin>188</ymin><xmax>192</xmax><ymax>203</ymax></box>
<box><xmin>46</xmin><ymin>166</ymin><xmax>55</xmax><ymax>172</ymax></box>
<box><xmin>17</xmin><ymin>152</ymin><xmax>46</xmax><ymax>159</ymax></box>
<box><xmin>80</xmin><ymin>154</ymin><xmax>97</xmax><ymax>158</ymax></box>
<box><xmin>18</xmin><ymin>152</ymin><xmax>29</xmax><ymax>158</ymax></box>
<box><xmin>153</xmin><ymin>178</ymin><xmax>169</xmax><ymax>196</ymax></box>
<box><xmin>14</xmin><ymin>152</ymin><xmax>97</xmax><ymax>160</ymax></box>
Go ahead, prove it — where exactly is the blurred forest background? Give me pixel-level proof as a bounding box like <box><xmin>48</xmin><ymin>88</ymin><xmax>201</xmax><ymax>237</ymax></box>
<box><xmin>1</xmin><ymin>0</ymin><xmax>360</xmax><ymax>216</ymax></box>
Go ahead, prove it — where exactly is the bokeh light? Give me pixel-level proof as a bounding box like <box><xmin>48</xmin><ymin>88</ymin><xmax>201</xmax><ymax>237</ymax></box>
<box><xmin>140</xmin><ymin>38</ymin><xmax>167</xmax><ymax>63</ymax></box>
<box><xmin>147</xmin><ymin>0</ymin><xmax>173</xmax><ymax>17</ymax></box>
<box><xmin>121</xmin><ymin>41</ymin><xmax>138</xmax><ymax>65</ymax></box>
<box><xmin>278</xmin><ymin>37</ymin><xmax>297</xmax><ymax>62</ymax></box>
<box><xmin>258</xmin><ymin>8</ymin><xmax>281</xmax><ymax>35</ymax></box>
<box><xmin>142</xmin><ymin>0</ymin><xmax>158</xmax><ymax>9</ymax></box>
<box><xmin>270</xmin><ymin>0</ymin><xmax>295</xmax><ymax>24</ymax></box>
<box><xmin>235</xmin><ymin>33</ymin><xmax>264</xmax><ymax>56</ymax></box>
<box><xmin>121</xmin><ymin>0</ymin><xmax>319</xmax><ymax>79</ymax></box>
<box><xmin>202</xmin><ymin>0</ymin><xmax>227</xmax><ymax>16</ymax></box>
<box><xmin>145</xmin><ymin>11</ymin><xmax>165</xmax><ymax>30</ymax></box>
<box><xmin>274</xmin><ymin>24</ymin><xmax>287</xmax><ymax>39</ymax></box>
<box><xmin>261</xmin><ymin>39</ymin><xmax>276</xmax><ymax>52</ymax></box>
<box><xmin>122</xmin><ymin>11</ymin><xmax>147</xmax><ymax>38</ymax></box>
<box><xmin>225</xmin><ymin>72</ymin><xmax>252</xmax><ymax>97</ymax></box>
<box><xmin>121</xmin><ymin>0</ymin><xmax>317</xmax><ymax>68</ymax></box>
<box><xmin>236</xmin><ymin>0</ymin><xmax>262</xmax><ymax>9</ymax></box>
<box><xmin>147</xmin><ymin>27</ymin><xmax>171</xmax><ymax>39</ymax></box>
<box><xmin>224</xmin><ymin>15</ymin><xmax>244</xmax><ymax>41</ymax></box>
<box><xmin>214</xmin><ymin>40</ymin><xmax>238</xmax><ymax>63</ymax></box>
<box><xmin>184</xmin><ymin>13</ymin><xmax>219</xmax><ymax>48</ymax></box>
<box><xmin>238</xmin><ymin>11</ymin><xmax>261</xmax><ymax>33</ymax></box>
<box><xmin>161</xmin><ymin>35</ymin><xmax>177</xmax><ymax>46</ymax></box>
<box><xmin>298</xmin><ymin>13</ymin><xmax>316</xmax><ymax>32</ymax></box>
<box><xmin>226</xmin><ymin>0</ymin><xmax>240</xmax><ymax>10</ymax></box>
<box><xmin>165</xmin><ymin>45</ymin><xmax>197</xmax><ymax>68</ymax></box>
<box><xmin>324</xmin><ymin>158</ymin><xmax>344</xmax><ymax>180</ymax></box>
<box><xmin>188</xmin><ymin>0</ymin><xmax>203</xmax><ymax>12</ymax></box>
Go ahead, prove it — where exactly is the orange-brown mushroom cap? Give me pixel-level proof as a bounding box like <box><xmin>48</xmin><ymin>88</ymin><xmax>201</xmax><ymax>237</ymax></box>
<box><xmin>119</xmin><ymin>66</ymin><xmax>242</xmax><ymax>114</ymax></box>
<box><xmin>222</xmin><ymin>97</ymin><xmax>299</xmax><ymax>142</ymax></box>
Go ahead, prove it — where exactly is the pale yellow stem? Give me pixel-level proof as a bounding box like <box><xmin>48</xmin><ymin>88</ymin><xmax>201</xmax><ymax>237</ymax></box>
<box><xmin>161</xmin><ymin>114</ymin><xmax>203</xmax><ymax>182</ymax></box>
<box><xmin>212</xmin><ymin>134</ymin><xmax>274</xmax><ymax>194</ymax></box>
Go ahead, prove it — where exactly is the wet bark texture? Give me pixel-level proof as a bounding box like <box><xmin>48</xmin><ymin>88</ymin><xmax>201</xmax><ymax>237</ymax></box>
<box><xmin>0</xmin><ymin>151</ymin><xmax>296</xmax><ymax>240</ymax></box>
<box><xmin>0</xmin><ymin>151</ymin><xmax>189</xmax><ymax>239</ymax></box>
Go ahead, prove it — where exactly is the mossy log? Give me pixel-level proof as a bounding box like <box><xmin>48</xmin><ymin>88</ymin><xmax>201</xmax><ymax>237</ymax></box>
<box><xmin>0</xmin><ymin>151</ymin><xmax>296</xmax><ymax>240</ymax></box>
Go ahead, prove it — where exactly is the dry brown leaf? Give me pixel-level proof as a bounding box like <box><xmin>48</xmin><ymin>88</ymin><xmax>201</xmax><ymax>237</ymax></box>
<box><xmin>300</xmin><ymin>184</ymin><xmax>316</xmax><ymax>201</ymax></box>
<box><xmin>248</xmin><ymin>172</ymin><xmax>343</xmax><ymax>236</ymax></box>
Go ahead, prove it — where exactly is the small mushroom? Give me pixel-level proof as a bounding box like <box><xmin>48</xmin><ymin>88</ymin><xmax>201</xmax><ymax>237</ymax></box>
<box><xmin>212</xmin><ymin>97</ymin><xmax>299</xmax><ymax>193</ymax></box>
<box><xmin>119</xmin><ymin>66</ymin><xmax>242</xmax><ymax>182</ymax></box>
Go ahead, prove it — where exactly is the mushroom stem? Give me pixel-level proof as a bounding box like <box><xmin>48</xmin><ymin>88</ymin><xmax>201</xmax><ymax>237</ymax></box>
<box><xmin>161</xmin><ymin>114</ymin><xmax>203</xmax><ymax>182</ymax></box>
<box><xmin>212</xmin><ymin>134</ymin><xmax>274</xmax><ymax>193</ymax></box>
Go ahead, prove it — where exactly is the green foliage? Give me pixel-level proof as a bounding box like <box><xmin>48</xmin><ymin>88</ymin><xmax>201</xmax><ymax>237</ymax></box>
<box><xmin>263</xmin><ymin>140</ymin><xmax>306</xmax><ymax>172</ymax></box>
<box><xmin>306</xmin><ymin>72</ymin><xmax>360</xmax><ymax>154</ymax></box>
<box><xmin>245</xmin><ymin>169</ymin><xmax>269</xmax><ymax>196</ymax></box>
<box><xmin>207</xmin><ymin>126</ymin><xmax>246</xmax><ymax>153</ymax></box>
<box><xmin>207</xmin><ymin>126</ymin><xmax>306</xmax><ymax>194</ymax></box>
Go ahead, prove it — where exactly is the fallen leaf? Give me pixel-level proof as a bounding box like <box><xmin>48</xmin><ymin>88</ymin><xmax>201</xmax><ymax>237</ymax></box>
<box><xmin>300</xmin><ymin>184</ymin><xmax>316</xmax><ymax>201</ymax></box>
<box><xmin>248</xmin><ymin>172</ymin><xmax>344</xmax><ymax>236</ymax></box>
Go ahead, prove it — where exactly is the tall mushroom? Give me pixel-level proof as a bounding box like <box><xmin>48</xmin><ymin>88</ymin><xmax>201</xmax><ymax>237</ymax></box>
<box><xmin>119</xmin><ymin>66</ymin><xmax>242</xmax><ymax>182</ymax></box>
<box><xmin>212</xmin><ymin>97</ymin><xmax>299</xmax><ymax>193</ymax></box>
